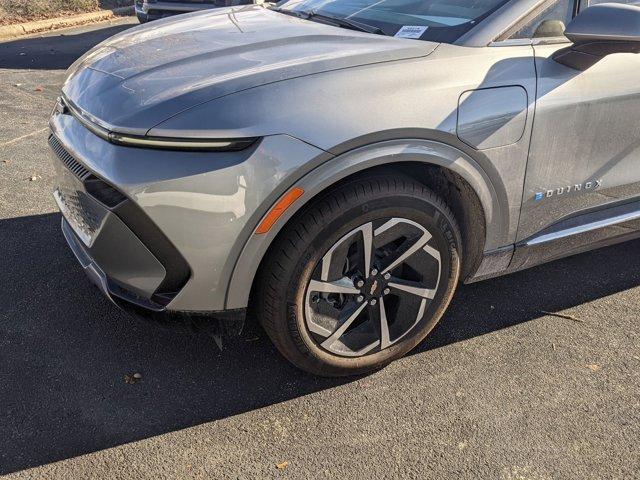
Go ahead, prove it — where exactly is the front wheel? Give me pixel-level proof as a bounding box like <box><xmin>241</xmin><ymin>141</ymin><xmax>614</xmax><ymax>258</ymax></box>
<box><xmin>255</xmin><ymin>175</ymin><xmax>462</xmax><ymax>377</ymax></box>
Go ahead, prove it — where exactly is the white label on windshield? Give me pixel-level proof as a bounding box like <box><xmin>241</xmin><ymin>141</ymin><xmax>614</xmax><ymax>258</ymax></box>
<box><xmin>394</xmin><ymin>25</ymin><xmax>428</xmax><ymax>39</ymax></box>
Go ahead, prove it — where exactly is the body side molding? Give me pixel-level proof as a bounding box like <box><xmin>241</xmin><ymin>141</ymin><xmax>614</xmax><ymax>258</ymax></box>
<box><xmin>470</xmin><ymin>199</ymin><xmax>640</xmax><ymax>281</ymax></box>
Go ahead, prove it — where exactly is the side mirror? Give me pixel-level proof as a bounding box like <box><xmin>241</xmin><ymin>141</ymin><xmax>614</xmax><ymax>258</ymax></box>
<box><xmin>554</xmin><ymin>3</ymin><xmax>640</xmax><ymax>70</ymax></box>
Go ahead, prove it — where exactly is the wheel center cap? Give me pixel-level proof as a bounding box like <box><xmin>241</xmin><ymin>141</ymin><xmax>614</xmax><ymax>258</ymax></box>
<box><xmin>369</xmin><ymin>279</ymin><xmax>380</xmax><ymax>296</ymax></box>
<box><xmin>363</xmin><ymin>275</ymin><xmax>385</xmax><ymax>298</ymax></box>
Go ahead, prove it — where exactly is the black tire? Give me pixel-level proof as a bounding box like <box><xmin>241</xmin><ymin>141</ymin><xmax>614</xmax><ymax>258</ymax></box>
<box><xmin>255</xmin><ymin>174</ymin><xmax>462</xmax><ymax>377</ymax></box>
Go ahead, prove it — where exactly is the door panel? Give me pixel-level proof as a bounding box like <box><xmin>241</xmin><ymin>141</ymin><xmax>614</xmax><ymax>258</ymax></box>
<box><xmin>517</xmin><ymin>43</ymin><xmax>640</xmax><ymax>242</ymax></box>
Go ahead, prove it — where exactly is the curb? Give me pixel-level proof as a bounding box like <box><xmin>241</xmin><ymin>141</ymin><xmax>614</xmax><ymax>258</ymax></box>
<box><xmin>0</xmin><ymin>6</ymin><xmax>135</xmax><ymax>41</ymax></box>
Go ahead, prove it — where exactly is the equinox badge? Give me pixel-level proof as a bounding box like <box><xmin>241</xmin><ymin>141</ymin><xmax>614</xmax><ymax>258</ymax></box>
<box><xmin>535</xmin><ymin>180</ymin><xmax>603</xmax><ymax>202</ymax></box>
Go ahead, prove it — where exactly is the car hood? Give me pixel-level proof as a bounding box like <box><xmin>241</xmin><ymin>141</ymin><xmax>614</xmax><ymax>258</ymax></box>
<box><xmin>62</xmin><ymin>5</ymin><xmax>438</xmax><ymax>135</ymax></box>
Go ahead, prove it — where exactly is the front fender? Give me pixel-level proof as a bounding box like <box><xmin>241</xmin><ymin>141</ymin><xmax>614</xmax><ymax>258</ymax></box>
<box><xmin>225</xmin><ymin>138</ymin><xmax>506</xmax><ymax>310</ymax></box>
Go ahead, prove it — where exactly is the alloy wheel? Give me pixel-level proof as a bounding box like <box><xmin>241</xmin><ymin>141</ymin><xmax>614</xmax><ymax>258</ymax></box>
<box><xmin>304</xmin><ymin>217</ymin><xmax>442</xmax><ymax>357</ymax></box>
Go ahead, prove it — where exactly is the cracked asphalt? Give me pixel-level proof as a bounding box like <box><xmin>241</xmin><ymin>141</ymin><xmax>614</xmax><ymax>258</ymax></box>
<box><xmin>1</xmin><ymin>20</ymin><xmax>639</xmax><ymax>480</ymax></box>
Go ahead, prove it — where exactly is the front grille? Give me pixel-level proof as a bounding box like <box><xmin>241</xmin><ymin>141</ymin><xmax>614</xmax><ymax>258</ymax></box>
<box><xmin>50</xmin><ymin>134</ymin><xmax>106</xmax><ymax>245</ymax></box>
<box><xmin>55</xmin><ymin>186</ymin><xmax>105</xmax><ymax>244</ymax></box>
<box><xmin>49</xmin><ymin>135</ymin><xmax>90</xmax><ymax>180</ymax></box>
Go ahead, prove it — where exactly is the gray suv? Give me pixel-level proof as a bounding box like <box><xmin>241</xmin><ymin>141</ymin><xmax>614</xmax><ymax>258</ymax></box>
<box><xmin>135</xmin><ymin>0</ymin><xmax>252</xmax><ymax>22</ymax></box>
<box><xmin>49</xmin><ymin>0</ymin><xmax>640</xmax><ymax>376</ymax></box>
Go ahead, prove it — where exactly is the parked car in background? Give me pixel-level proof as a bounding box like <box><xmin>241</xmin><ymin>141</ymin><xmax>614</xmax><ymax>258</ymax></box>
<box><xmin>135</xmin><ymin>0</ymin><xmax>253</xmax><ymax>22</ymax></box>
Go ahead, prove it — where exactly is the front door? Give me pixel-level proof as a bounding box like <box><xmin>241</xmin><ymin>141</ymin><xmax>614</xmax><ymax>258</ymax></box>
<box><xmin>517</xmin><ymin>42</ymin><xmax>640</xmax><ymax>243</ymax></box>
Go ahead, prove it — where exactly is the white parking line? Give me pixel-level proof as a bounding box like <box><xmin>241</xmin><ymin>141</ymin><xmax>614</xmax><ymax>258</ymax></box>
<box><xmin>0</xmin><ymin>127</ymin><xmax>48</xmax><ymax>147</ymax></box>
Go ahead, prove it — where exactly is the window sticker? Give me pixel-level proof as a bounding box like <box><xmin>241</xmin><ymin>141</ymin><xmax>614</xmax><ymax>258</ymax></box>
<box><xmin>394</xmin><ymin>25</ymin><xmax>428</xmax><ymax>39</ymax></box>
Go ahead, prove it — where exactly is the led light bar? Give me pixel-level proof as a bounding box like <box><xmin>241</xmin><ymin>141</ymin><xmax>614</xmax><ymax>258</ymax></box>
<box><xmin>58</xmin><ymin>96</ymin><xmax>257</xmax><ymax>152</ymax></box>
<box><xmin>107</xmin><ymin>132</ymin><xmax>257</xmax><ymax>151</ymax></box>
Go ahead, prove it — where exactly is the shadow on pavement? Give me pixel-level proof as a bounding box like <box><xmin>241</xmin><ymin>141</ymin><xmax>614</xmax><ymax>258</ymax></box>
<box><xmin>0</xmin><ymin>23</ymin><xmax>135</xmax><ymax>70</ymax></box>
<box><xmin>1</xmin><ymin>212</ymin><xmax>639</xmax><ymax>474</ymax></box>
<box><xmin>0</xmin><ymin>213</ymin><xmax>352</xmax><ymax>475</ymax></box>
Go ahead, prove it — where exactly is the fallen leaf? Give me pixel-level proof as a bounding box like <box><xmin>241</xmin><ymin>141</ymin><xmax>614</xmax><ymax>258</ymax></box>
<box><xmin>29</xmin><ymin>175</ymin><xmax>37</xmax><ymax>181</ymax></box>
<box><xmin>35</xmin><ymin>86</ymin><xmax>44</xmax><ymax>92</ymax></box>
<box><xmin>276</xmin><ymin>461</ymin><xmax>289</xmax><ymax>470</ymax></box>
<box><xmin>586</xmin><ymin>364</ymin><xmax>601</xmax><ymax>372</ymax></box>
<box><xmin>124</xmin><ymin>374</ymin><xmax>141</xmax><ymax>384</ymax></box>
<box><xmin>133</xmin><ymin>372</ymin><xmax>142</xmax><ymax>379</ymax></box>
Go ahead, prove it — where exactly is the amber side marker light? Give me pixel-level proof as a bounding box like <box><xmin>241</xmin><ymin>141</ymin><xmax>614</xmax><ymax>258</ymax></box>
<box><xmin>255</xmin><ymin>187</ymin><xmax>305</xmax><ymax>234</ymax></box>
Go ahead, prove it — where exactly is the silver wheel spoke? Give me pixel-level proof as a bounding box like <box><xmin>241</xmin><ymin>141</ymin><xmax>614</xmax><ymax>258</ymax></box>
<box><xmin>308</xmin><ymin>278</ymin><xmax>359</xmax><ymax>295</ymax></box>
<box><xmin>423</xmin><ymin>243</ymin><xmax>441</xmax><ymax>262</ymax></box>
<box><xmin>388</xmin><ymin>280</ymin><xmax>436</xmax><ymax>299</ymax></box>
<box><xmin>321</xmin><ymin>301</ymin><xmax>367</xmax><ymax>350</ymax></box>
<box><xmin>374</xmin><ymin>218</ymin><xmax>405</xmax><ymax>237</ymax></box>
<box><xmin>321</xmin><ymin>222</ymin><xmax>373</xmax><ymax>280</ymax></box>
<box><xmin>381</xmin><ymin>231</ymin><xmax>432</xmax><ymax>274</ymax></box>
<box><xmin>362</xmin><ymin>222</ymin><xmax>373</xmax><ymax>277</ymax></box>
<box><xmin>379</xmin><ymin>297</ymin><xmax>391</xmax><ymax>349</ymax></box>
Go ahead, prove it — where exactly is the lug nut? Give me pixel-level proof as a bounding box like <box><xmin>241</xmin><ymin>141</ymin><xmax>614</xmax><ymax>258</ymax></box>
<box><xmin>370</xmin><ymin>299</ymin><xmax>377</xmax><ymax>306</ymax></box>
<box><xmin>384</xmin><ymin>273</ymin><xmax>391</xmax><ymax>280</ymax></box>
<box><xmin>370</xmin><ymin>268</ymin><xmax>378</xmax><ymax>276</ymax></box>
<box><xmin>383</xmin><ymin>288</ymin><xmax>390</xmax><ymax>295</ymax></box>
<box><xmin>356</xmin><ymin>280</ymin><xmax>364</xmax><ymax>288</ymax></box>
<box><xmin>357</xmin><ymin>295</ymin><xmax>364</xmax><ymax>303</ymax></box>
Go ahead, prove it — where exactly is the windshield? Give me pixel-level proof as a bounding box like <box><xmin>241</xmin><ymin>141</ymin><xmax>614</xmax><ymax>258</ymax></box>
<box><xmin>274</xmin><ymin>0</ymin><xmax>510</xmax><ymax>42</ymax></box>
<box><xmin>276</xmin><ymin>0</ymin><xmax>508</xmax><ymax>43</ymax></box>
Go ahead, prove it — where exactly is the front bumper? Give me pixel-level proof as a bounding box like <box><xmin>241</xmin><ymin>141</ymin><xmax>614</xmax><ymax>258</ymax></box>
<box><xmin>61</xmin><ymin>216</ymin><xmax>163</xmax><ymax>311</ymax></box>
<box><xmin>49</xmin><ymin>107</ymin><xmax>324</xmax><ymax>314</ymax></box>
<box><xmin>50</xmin><ymin>133</ymin><xmax>189</xmax><ymax>310</ymax></box>
<box><xmin>61</xmin><ymin>215</ymin><xmax>246</xmax><ymax>334</ymax></box>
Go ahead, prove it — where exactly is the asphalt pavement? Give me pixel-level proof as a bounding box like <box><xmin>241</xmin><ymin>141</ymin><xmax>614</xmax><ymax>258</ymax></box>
<box><xmin>0</xmin><ymin>20</ymin><xmax>639</xmax><ymax>479</ymax></box>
